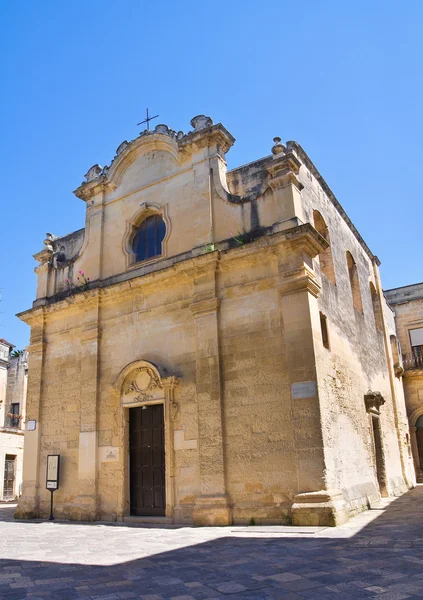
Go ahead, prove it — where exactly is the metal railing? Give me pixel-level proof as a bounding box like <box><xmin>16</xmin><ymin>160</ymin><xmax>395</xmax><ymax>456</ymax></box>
<box><xmin>403</xmin><ymin>352</ymin><xmax>423</xmax><ymax>371</ymax></box>
<box><xmin>4</xmin><ymin>415</ymin><xmax>20</xmax><ymax>429</ymax></box>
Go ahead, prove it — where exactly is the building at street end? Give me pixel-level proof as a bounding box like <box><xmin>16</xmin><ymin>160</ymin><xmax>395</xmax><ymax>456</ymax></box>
<box><xmin>16</xmin><ymin>115</ymin><xmax>415</xmax><ymax>525</ymax></box>
<box><xmin>0</xmin><ymin>340</ymin><xmax>28</xmax><ymax>501</ymax></box>
<box><xmin>385</xmin><ymin>283</ymin><xmax>423</xmax><ymax>482</ymax></box>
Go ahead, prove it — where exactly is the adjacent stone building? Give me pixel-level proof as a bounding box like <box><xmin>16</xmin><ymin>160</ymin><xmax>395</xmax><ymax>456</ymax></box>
<box><xmin>0</xmin><ymin>340</ymin><xmax>28</xmax><ymax>501</ymax></box>
<box><xmin>16</xmin><ymin>115</ymin><xmax>415</xmax><ymax>525</ymax></box>
<box><xmin>385</xmin><ymin>283</ymin><xmax>423</xmax><ymax>482</ymax></box>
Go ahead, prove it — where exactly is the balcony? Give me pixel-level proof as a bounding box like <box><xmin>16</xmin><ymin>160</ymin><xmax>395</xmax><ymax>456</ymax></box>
<box><xmin>3</xmin><ymin>414</ymin><xmax>21</xmax><ymax>429</ymax></box>
<box><xmin>403</xmin><ymin>352</ymin><xmax>423</xmax><ymax>372</ymax></box>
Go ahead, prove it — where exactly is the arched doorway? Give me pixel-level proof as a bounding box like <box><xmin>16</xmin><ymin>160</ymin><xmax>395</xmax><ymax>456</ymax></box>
<box><xmin>115</xmin><ymin>360</ymin><xmax>179</xmax><ymax>519</ymax></box>
<box><xmin>416</xmin><ymin>415</ymin><xmax>423</xmax><ymax>472</ymax></box>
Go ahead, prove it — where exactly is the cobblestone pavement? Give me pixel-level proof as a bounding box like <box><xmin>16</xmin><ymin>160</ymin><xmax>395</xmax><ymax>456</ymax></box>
<box><xmin>1</xmin><ymin>486</ymin><xmax>423</xmax><ymax>600</ymax></box>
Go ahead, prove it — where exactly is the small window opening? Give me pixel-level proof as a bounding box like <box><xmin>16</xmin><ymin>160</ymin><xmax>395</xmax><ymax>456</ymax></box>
<box><xmin>313</xmin><ymin>210</ymin><xmax>336</xmax><ymax>284</ymax></box>
<box><xmin>410</xmin><ymin>327</ymin><xmax>423</xmax><ymax>360</ymax></box>
<box><xmin>320</xmin><ymin>313</ymin><xmax>330</xmax><ymax>349</ymax></box>
<box><xmin>132</xmin><ymin>214</ymin><xmax>166</xmax><ymax>263</ymax></box>
<box><xmin>370</xmin><ymin>282</ymin><xmax>383</xmax><ymax>332</ymax></box>
<box><xmin>9</xmin><ymin>403</ymin><xmax>20</xmax><ymax>428</ymax></box>
<box><xmin>346</xmin><ymin>251</ymin><xmax>363</xmax><ymax>313</ymax></box>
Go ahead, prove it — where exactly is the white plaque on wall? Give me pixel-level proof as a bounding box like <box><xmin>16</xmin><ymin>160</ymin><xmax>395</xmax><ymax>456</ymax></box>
<box><xmin>291</xmin><ymin>381</ymin><xmax>317</xmax><ymax>399</ymax></box>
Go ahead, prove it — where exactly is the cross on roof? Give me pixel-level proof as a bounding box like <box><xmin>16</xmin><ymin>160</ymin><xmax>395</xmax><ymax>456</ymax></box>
<box><xmin>137</xmin><ymin>108</ymin><xmax>159</xmax><ymax>131</ymax></box>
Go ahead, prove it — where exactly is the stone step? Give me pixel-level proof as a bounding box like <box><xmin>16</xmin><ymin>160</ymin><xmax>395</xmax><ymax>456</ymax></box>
<box><xmin>123</xmin><ymin>515</ymin><xmax>173</xmax><ymax>525</ymax></box>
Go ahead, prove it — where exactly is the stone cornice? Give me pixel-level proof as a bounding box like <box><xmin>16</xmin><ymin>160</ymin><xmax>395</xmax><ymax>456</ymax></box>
<box><xmin>20</xmin><ymin>222</ymin><xmax>328</xmax><ymax>317</ymax></box>
<box><xmin>74</xmin><ymin>177</ymin><xmax>116</xmax><ymax>202</ymax></box>
<box><xmin>403</xmin><ymin>368</ymin><xmax>423</xmax><ymax>379</ymax></box>
<box><xmin>17</xmin><ymin>306</ymin><xmax>45</xmax><ymax>328</ymax></box>
<box><xmin>266</xmin><ymin>152</ymin><xmax>303</xmax><ymax>192</ymax></box>
<box><xmin>278</xmin><ymin>266</ymin><xmax>321</xmax><ymax>298</ymax></box>
<box><xmin>27</xmin><ymin>341</ymin><xmax>46</xmax><ymax>354</ymax></box>
<box><xmin>0</xmin><ymin>427</ymin><xmax>25</xmax><ymax>436</ymax></box>
<box><xmin>179</xmin><ymin>123</ymin><xmax>235</xmax><ymax>156</ymax></box>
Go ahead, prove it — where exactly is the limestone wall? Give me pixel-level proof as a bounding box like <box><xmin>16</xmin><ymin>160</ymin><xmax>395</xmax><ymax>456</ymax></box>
<box><xmin>19</xmin><ymin>118</ymin><xmax>414</xmax><ymax>524</ymax></box>
<box><xmin>297</xmin><ymin>162</ymin><xmax>412</xmax><ymax>511</ymax></box>
<box><xmin>0</xmin><ymin>433</ymin><xmax>24</xmax><ymax>500</ymax></box>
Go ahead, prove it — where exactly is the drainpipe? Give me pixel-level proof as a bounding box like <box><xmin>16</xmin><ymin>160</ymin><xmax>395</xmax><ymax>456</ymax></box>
<box><xmin>208</xmin><ymin>167</ymin><xmax>214</xmax><ymax>246</ymax></box>
<box><xmin>372</xmin><ymin>258</ymin><xmax>411</xmax><ymax>488</ymax></box>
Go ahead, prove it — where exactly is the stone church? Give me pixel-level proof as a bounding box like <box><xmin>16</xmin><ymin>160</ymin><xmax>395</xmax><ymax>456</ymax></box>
<box><xmin>16</xmin><ymin>115</ymin><xmax>415</xmax><ymax>525</ymax></box>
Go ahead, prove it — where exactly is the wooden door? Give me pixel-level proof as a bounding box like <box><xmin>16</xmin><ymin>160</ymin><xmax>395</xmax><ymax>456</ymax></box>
<box><xmin>416</xmin><ymin>428</ymin><xmax>423</xmax><ymax>470</ymax></box>
<box><xmin>3</xmin><ymin>455</ymin><xmax>16</xmax><ymax>501</ymax></box>
<box><xmin>129</xmin><ymin>404</ymin><xmax>165</xmax><ymax>516</ymax></box>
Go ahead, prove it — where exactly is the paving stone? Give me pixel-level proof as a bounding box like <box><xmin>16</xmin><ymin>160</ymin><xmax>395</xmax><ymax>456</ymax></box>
<box><xmin>2</xmin><ymin>488</ymin><xmax>423</xmax><ymax>600</ymax></box>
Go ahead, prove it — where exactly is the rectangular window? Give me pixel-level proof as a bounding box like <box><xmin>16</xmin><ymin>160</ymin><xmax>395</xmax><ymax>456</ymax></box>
<box><xmin>320</xmin><ymin>313</ymin><xmax>330</xmax><ymax>349</ymax></box>
<box><xmin>10</xmin><ymin>403</ymin><xmax>19</xmax><ymax>428</ymax></box>
<box><xmin>410</xmin><ymin>328</ymin><xmax>423</xmax><ymax>358</ymax></box>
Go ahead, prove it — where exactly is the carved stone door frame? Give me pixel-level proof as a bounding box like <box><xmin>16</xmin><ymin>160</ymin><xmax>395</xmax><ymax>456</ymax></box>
<box><xmin>115</xmin><ymin>360</ymin><xmax>178</xmax><ymax>519</ymax></box>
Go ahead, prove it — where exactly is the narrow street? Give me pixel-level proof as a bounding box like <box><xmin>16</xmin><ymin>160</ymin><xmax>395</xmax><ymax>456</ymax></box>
<box><xmin>1</xmin><ymin>486</ymin><xmax>423</xmax><ymax>599</ymax></box>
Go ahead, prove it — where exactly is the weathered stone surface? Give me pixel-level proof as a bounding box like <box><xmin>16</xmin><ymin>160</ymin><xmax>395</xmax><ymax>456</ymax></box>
<box><xmin>0</xmin><ymin>344</ymin><xmax>27</xmax><ymax>501</ymax></box>
<box><xmin>16</xmin><ymin>116</ymin><xmax>414</xmax><ymax>525</ymax></box>
<box><xmin>385</xmin><ymin>283</ymin><xmax>423</xmax><ymax>483</ymax></box>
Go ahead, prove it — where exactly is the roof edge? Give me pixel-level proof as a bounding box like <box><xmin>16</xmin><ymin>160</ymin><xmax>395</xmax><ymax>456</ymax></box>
<box><xmin>287</xmin><ymin>141</ymin><xmax>380</xmax><ymax>266</ymax></box>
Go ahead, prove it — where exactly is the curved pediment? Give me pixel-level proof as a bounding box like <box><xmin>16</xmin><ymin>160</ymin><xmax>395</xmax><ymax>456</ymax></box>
<box><xmin>107</xmin><ymin>132</ymin><xmax>180</xmax><ymax>191</ymax></box>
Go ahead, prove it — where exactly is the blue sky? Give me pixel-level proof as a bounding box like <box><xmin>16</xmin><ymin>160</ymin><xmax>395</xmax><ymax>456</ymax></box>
<box><xmin>1</xmin><ymin>1</ymin><xmax>421</xmax><ymax>349</ymax></box>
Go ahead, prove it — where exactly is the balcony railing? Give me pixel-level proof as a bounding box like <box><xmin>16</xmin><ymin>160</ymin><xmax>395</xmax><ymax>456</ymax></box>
<box><xmin>4</xmin><ymin>415</ymin><xmax>20</xmax><ymax>429</ymax></box>
<box><xmin>403</xmin><ymin>353</ymin><xmax>423</xmax><ymax>371</ymax></box>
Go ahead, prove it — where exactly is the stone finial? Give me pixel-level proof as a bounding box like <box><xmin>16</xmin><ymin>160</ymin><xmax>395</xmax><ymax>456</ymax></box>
<box><xmin>154</xmin><ymin>124</ymin><xmax>170</xmax><ymax>135</ymax></box>
<box><xmin>84</xmin><ymin>164</ymin><xmax>102</xmax><ymax>182</ymax></box>
<box><xmin>116</xmin><ymin>141</ymin><xmax>129</xmax><ymax>156</ymax></box>
<box><xmin>43</xmin><ymin>233</ymin><xmax>57</xmax><ymax>252</ymax></box>
<box><xmin>190</xmin><ymin>115</ymin><xmax>213</xmax><ymax>132</ymax></box>
<box><xmin>271</xmin><ymin>137</ymin><xmax>286</xmax><ymax>156</ymax></box>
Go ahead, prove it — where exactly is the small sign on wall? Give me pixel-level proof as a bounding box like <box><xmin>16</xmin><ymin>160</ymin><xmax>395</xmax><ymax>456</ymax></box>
<box><xmin>27</xmin><ymin>420</ymin><xmax>36</xmax><ymax>431</ymax></box>
<box><xmin>46</xmin><ymin>455</ymin><xmax>60</xmax><ymax>491</ymax></box>
<box><xmin>291</xmin><ymin>381</ymin><xmax>317</xmax><ymax>400</ymax></box>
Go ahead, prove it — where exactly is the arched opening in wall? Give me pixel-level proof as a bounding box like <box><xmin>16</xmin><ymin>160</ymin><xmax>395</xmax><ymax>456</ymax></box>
<box><xmin>415</xmin><ymin>414</ymin><xmax>423</xmax><ymax>471</ymax></box>
<box><xmin>371</xmin><ymin>416</ymin><xmax>388</xmax><ymax>497</ymax></box>
<box><xmin>370</xmin><ymin>281</ymin><xmax>383</xmax><ymax>332</ymax></box>
<box><xmin>313</xmin><ymin>210</ymin><xmax>336</xmax><ymax>284</ymax></box>
<box><xmin>390</xmin><ymin>334</ymin><xmax>404</xmax><ymax>377</ymax></box>
<box><xmin>320</xmin><ymin>312</ymin><xmax>330</xmax><ymax>349</ymax></box>
<box><xmin>346</xmin><ymin>251</ymin><xmax>363</xmax><ymax>313</ymax></box>
<box><xmin>132</xmin><ymin>214</ymin><xmax>166</xmax><ymax>263</ymax></box>
<box><xmin>390</xmin><ymin>334</ymin><xmax>400</xmax><ymax>364</ymax></box>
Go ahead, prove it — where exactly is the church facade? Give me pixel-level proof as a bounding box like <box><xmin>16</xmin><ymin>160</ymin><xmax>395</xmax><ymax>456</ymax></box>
<box><xmin>16</xmin><ymin>115</ymin><xmax>415</xmax><ymax>525</ymax></box>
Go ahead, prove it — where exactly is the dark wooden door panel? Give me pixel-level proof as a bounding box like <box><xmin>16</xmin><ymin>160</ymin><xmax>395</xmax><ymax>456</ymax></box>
<box><xmin>3</xmin><ymin>456</ymin><xmax>16</xmax><ymax>501</ymax></box>
<box><xmin>417</xmin><ymin>429</ymin><xmax>423</xmax><ymax>470</ymax></box>
<box><xmin>130</xmin><ymin>404</ymin><xmax>165</xmax><ymax>516</ymax></box>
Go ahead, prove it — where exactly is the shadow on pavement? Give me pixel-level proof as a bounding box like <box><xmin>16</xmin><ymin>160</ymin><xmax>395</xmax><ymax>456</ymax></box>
<box><xmin>1</xmin><ymin>487</ymin><xmax>423</xmax><ymax>599</ymax></box>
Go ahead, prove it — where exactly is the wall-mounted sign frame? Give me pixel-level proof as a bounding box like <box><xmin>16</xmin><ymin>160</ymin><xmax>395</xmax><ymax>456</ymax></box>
<box><xmin>46</xmin><ymin>455</ymin><xmax>60</xmax><ymax>520</ymax></box>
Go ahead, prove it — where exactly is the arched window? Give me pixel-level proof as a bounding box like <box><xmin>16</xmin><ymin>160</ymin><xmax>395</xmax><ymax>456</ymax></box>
<box><xmin>370</xmin><ymin>282</ymin><xmax>383</xmax><ymax>332</ymax></box>
<box><xmin>415</xmin><ymin>415</ymin><xmax>423</xmax><ymax>471</ymax></box>
<box><xmin>132</xmin><ymin>215</ymin><xmax>166</xmax><ymax>263</ymax></box>
<box><xmin>346</xmin><ymin>251</ymin><xmax>363</xmax><ymax>313</ymax></box>
<box><xmin>313</xmin><ymin>210</ymin><xmax>336</xmax><ymax>284</ymax></box>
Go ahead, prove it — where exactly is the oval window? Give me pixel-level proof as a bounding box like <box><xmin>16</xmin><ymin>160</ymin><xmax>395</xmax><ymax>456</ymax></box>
<box><xmin>132</xmin><ymin>215</ymin><xmax>166</xmax><ymax>262</ymax></box>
